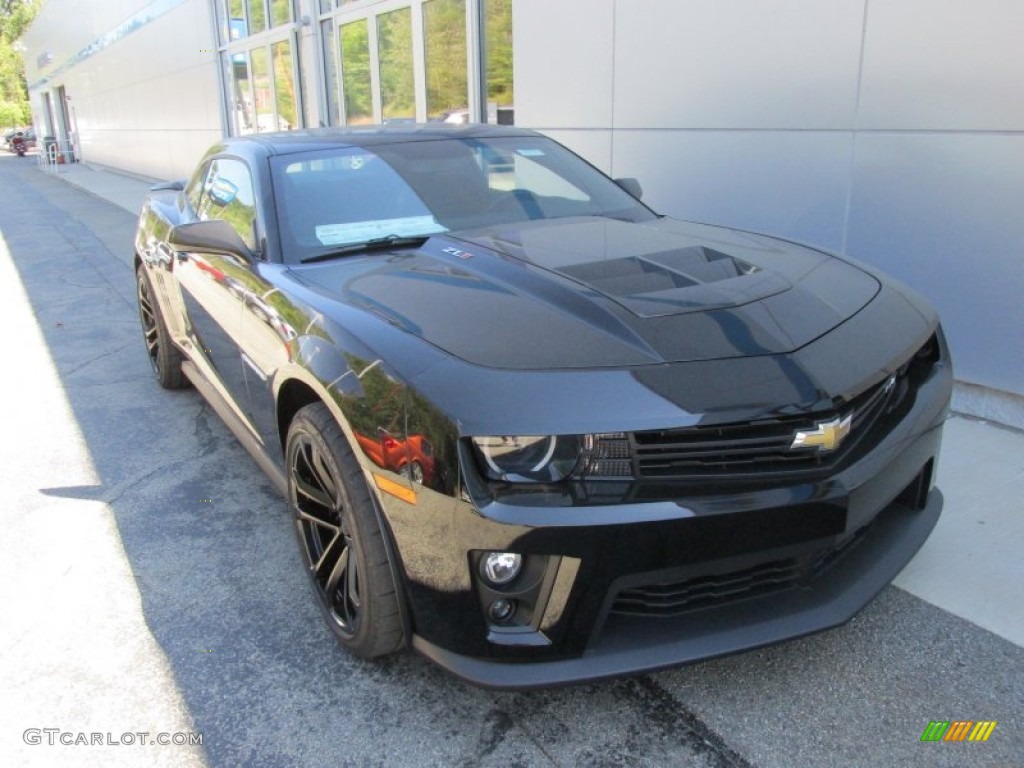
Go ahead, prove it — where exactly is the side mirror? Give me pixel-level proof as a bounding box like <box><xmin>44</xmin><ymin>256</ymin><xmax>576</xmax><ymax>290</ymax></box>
<box><xmin>168</xmin><ymin>220</ymin><xmax>255</xmax><ymax>263</ymax></box>
<box><xmin>614</xmin><ymin>177</ymin><xmax>643</xmax><ymax>200</ymax></box>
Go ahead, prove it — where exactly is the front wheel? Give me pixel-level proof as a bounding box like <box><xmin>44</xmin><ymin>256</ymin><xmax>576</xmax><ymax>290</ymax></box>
<box><xmin>136</xmin><ymin>266</ymin><xmax>187</xmax><ymax>389</ymax></box>
<box><xmin>286</xmin><ymin>403</ymin><xmax>404</xmax><ymax>658</ymax></box>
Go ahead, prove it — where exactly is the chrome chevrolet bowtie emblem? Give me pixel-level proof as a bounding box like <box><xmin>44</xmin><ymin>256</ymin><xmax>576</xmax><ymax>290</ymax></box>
<box><xmin>791</xmin><ymin>413</ymin><xmax>853</xmax><ymax>453</ymax></box>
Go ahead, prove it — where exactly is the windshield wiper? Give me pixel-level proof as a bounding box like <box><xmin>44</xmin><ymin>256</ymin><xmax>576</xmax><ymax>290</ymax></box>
<box><xmin>301</xmin><ymin>235</ymin><xmax>430</xmax><ymax>264</ymax></box>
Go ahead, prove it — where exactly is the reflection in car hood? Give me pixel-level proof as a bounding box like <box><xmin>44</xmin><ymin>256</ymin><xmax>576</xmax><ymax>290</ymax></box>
<box><xmin>297</xmin><ymin>217</ymin><xmax>880</xmax><ymax>370</ymax></box>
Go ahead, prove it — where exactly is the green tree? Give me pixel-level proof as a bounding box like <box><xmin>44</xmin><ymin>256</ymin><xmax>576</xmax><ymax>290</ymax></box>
<box><xmin>423</xmin><ymin>0</ymin><xmax>467</xmax><ymax>119</ymax></box>
<box><xmin>339</xmin><ymin>19</ymin><xmax>372</xmax><ymax>124</ymax></box>
<box><xmin>377</xmin><ymin>7</ymin><xmax>414</xmax><ymax>120</ymax></box>
<box><xmin>0</xmin><ymin>0</ymin><xmax>40</xmax><ymax>128</ymax></box>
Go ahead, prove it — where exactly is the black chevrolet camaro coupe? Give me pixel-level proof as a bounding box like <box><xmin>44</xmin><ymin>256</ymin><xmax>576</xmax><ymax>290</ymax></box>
<box><xmin>134</xmin><ymin>124</ymin><xmax>951</xmax><ymax>687</ymax></box>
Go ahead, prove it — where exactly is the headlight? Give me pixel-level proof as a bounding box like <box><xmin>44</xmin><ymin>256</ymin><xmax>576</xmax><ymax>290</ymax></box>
<box><xmin>471</xmin><ymin>435</ymin><xmax>580</xmax><ymax>482</ymax></box>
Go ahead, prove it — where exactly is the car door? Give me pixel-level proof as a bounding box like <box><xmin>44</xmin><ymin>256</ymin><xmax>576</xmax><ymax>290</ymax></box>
<box><xmin>231</xmin><ymin>261</ymin><xmax>304</xmax><ymax>467</ymax></box>
<box><xmin>171</xmin><ymin>157</ymin><xmax>259</xmax><ymax>434</ymax></box>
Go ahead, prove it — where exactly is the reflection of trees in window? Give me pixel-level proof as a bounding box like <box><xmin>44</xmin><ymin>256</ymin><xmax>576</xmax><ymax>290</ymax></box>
<box><xmin>247</xmin><ymin>0</ymin><xmax>266</xmax><ymax>34</ymax></box>
<box><xmin>198</xmin><ymin>160</ymin><xmax>258</xmax><ymax>250</ymax></box>
<box><xmin>215</xmin><ymin>196</ymin><xmax>259</xmax><ymax>250</ymax></box>
<box><xmin>272</xmin><ymin>41</ymin><xmax>297</xmax><ymax>130</ymax></box>
<box><xmin>485</xmin><ymin>0</ymin><xmax>513</xmax><ymax>110</ymax></box>
<box><xmin>270</xmin><ymin>0</ymin><xmax>290</xmax><ymax>27</ymax></box>
<box><xmin>424</xmin><ymin>0</ymin><xmax>467</xmax><ymax>120</ymax></box>
<box><xmin>377</xmin><ymin>8</ymin><xmax>415</xmax><ymax>121</ymax></box>
<box><xmin>340</xmin><ymin>20</ymin><xmax>373</xmax><ymax>124</ymax></box>
<box><xmin>250</xmin><ymin>47</ymin><xmax>272</xmax><ymax>133</ymax></box>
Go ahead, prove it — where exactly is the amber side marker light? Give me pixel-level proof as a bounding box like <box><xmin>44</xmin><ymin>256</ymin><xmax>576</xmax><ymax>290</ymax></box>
<box><xmin>373</xmin><ymin>473</ymin><xmax>417</xmax><ymax>505</ymax></box>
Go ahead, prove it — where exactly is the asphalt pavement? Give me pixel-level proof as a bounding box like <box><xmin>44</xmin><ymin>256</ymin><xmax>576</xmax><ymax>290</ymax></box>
<box><xmin>0</xmin><ymin>153</ymin><xmax>1021</xmax><ymax>767</ymax></box>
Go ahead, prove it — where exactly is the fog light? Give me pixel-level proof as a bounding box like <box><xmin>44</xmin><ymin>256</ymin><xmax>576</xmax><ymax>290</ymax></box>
<box><xmin>488</xmin><ymin>598</ymin><xmax>516</xmax><ymax>623</ymax></box>
<box><xmin>481</xmin><ymin>552</ymin><xmax>522</xmax><ymax>585</ymax></box>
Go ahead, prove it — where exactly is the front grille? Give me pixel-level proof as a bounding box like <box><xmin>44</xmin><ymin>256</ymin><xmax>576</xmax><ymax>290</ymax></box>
<box><xmin>633</xmin><ymin>368</ymin><xmax>901</xmax><ymax>481</ymax></box>
<box><xmin>629</xmin><ymin>334</ymin><xmax>938</xmax><ymax>483</ymax></box>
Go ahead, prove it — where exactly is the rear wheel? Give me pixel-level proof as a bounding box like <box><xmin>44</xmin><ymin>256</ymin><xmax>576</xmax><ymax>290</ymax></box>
<box><xmin>286</xmin><ymin>403</ymin><xmax>404</xmax><ymax>657</ymax></box>
<box><xmin>136</xmin><ymin>266</ymin><xmax>186</xmax><ymax>389</ymax></box>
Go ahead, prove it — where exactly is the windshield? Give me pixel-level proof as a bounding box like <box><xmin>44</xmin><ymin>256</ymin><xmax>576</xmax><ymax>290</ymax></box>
<box><xmin>270</xmin><ymin>135</ymin><xmax>656</xmax><ymax>264</ymax></box>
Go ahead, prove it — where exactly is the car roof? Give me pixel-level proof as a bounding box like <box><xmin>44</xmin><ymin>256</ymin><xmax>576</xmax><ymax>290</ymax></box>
<box><xmin>224</xmin><ymin>123</ymin><xmax>540</xmax><ymax>158</ymax></box>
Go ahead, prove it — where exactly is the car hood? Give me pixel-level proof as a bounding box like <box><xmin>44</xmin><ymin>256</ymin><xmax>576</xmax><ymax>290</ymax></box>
<box><xmin>296</xmin><ymin>216</ymin><xmax>880</xmax><ymax>369</ymax></box>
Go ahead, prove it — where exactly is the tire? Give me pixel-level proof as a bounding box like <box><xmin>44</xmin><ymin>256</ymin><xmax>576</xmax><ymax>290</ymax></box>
<box><xmin>401</xmin><ymin>460</ymin><xmax>425</xmax><ymax>485</ymax></box>
<box><xmin>286</xmin><ymin>402</ymin><xmax>404</xmax><ymax>658</ymax></box>
<box><xmin>136</xmin><ymin>266</ymin><xmax>187</xmax><ymax>389</ymax></box>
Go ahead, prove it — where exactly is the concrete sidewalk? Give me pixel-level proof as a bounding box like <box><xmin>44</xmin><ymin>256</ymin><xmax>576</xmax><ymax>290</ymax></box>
<box><xmin>36</xmin><ymin>159</ymin><xmax>1024</xmax><ymax>648</ymax></box>
<box><xmin>38</xmin><ymin>160</ymin><xmax>159</xmax><ymax>216</ymax></box>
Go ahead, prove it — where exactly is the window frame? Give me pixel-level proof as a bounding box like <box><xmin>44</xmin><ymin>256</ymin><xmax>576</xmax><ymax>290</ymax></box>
<box><xmin>216</xmin><ymin>1</ymin><xmax>304</xmax><ymax>136</ymax></box>
<box><xmin>317</xmin><ymin>0</ymin><xmax>499</xmax><ymax>126</ymax></box>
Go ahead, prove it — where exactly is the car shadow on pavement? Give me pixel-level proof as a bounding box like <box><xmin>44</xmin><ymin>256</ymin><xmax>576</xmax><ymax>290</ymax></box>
<box><xmin>2</xmin><ymin>156</ymin><xmax>1019</xmax><ymax>768</ymax></box>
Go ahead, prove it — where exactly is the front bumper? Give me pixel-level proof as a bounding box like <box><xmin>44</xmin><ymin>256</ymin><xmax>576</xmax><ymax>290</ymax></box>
<box><xmin>413</xmin><ymin>487</ymin><xmax>941</xmax><ymax>688</ymax></box>
<box><xmin>383</xmin><ymin>332</ymin><xmax>951</xmax><ymax>688</ymax></box>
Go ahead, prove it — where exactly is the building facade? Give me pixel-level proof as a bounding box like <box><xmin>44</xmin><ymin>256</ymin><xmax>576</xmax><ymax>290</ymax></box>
<box><xmin>19</xmin><ymin>0</ymin><xmax>1024</xmax><ymax>423</ymax></box>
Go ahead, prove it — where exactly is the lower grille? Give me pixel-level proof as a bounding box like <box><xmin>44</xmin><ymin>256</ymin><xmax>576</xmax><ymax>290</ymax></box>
<box><xmin>612</xmin><ymin>559</ymin><xmax>804</xmax><ymax>617</ymax></box>
<box><xmin>610</xmin><ymin>511</ymin><xmax>886</xmax><ymax>618</ymax></box>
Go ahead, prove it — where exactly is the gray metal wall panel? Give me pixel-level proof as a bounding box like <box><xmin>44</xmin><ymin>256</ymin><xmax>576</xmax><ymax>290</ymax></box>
<box><xmin>520</xmin><ymin>0</ymin><xmax>1023</xmax><ymax>398</ymax></box>
<box><xmin>847</xmin><ymin>133</ymin><xmax>1024</xmax><ymax>394</ymax></box>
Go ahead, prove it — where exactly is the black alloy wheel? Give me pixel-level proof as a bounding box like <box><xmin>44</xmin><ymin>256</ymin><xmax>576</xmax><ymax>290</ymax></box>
<box><xmin>136</xmin><ymin>266</ymin><xmax>186</xmax><ymax>389</ymax></box>
<box><xmin>286</xmin><ymin>403</ymin><xmax>404</xmax><ymax>657</ymax></box>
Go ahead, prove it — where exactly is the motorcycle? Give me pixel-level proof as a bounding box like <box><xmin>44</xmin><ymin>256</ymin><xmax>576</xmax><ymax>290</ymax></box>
<box><xmin>10</xmin><ymin>133</ymin><xmax>27</xmax><ymax>157</ymax></box>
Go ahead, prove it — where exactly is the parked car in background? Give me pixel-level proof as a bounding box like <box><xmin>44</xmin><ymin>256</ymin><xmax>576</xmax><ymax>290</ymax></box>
<box><xmin>134</xmin><ymin>124</ymin><xmax>951</xmax><ymax>687</ymax></box>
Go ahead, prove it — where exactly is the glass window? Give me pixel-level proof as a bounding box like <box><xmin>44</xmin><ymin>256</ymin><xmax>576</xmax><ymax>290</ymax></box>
<box><xmin>321</xmin><ymin>19</ymin><xmax>340</xmax><ymax>125</ymax></box>
<box><xmin>228</xmin><ymin>0</ymin><xmax>246</xmax><ymax>40</ymax></box>
<box><xmin>484</xmin><ymin>0</ymin><xmax>513</xmax><ymax>124</ymax></box>
<box><xmin>270</xmin><ymin>137</ymin><xmax>654</xmax><ymax>263</ymax></box>
<box><xmin>272</xmin><ymin>148</ymin><xmax>436</xmax><ymax>254</ymax></box>
<box><xmin>250</xmin><ymin>47</ymin><xmax>272</xmax><ymax>132</ymax></box>
<box><xmin>229</xmin><ymin>52</ymin><xmax>255</xmax><ymax>134</ymax></box>
<box><xmin>272</xmin><ymin>40</ymin><xmax>297</xmax><ymax>130</ymax></box>
<box><xmin>377</xmin><ymin>8</ymin><xmax>415</xmax><ymax>122</ymax></box>
<box><xmin>247</xmin><ymin>0</ymin><xmax>267</xmax><ymax>34</ymax></box>
<box><xmin>270</xmin><ymin>0</ymin><xmax>291</xmax><ymax>27</ymax></box>
<box><xmin>339</xmin><ymin>20</ymin><xmax>372</xmax><ymax>124</ymax></box>
<box><xmin>423</xmin><ymin>0</ymin><xmax>467</xmax><ymax>122</ymax></box>
<box><xmin>185</xmin><ymin>162</ymin><xmax>211</xmax><ymax>215</ymax></box>
<box><xmin>197</xmin><ymin>158</ymin><xmax>259</xmax><ymax>251</ymax></box>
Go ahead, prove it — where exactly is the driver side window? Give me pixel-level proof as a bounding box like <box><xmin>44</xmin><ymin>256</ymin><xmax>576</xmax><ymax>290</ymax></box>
<box><xmin>194</xmin><ymin>158</ymin><xmax>259</xmax><ymax>252</ymax></box>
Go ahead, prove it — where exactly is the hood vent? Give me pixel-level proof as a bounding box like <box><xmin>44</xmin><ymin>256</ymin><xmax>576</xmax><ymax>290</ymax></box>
<box><xmin>556</xmin><ymin>247</ymin><xmax>782</xmax><ymax>318</ymax></box>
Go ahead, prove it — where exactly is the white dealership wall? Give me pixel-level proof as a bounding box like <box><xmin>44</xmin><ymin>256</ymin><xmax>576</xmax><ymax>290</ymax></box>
<box><xmin>20</xmin><ymin>0</ymin><xmax>223</xmax><ymax>180</ymax></box>
<box><xmin>515</xmin><ymin>0</ymin><xmax>1024</xmax><ymax>421</ymax></box>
